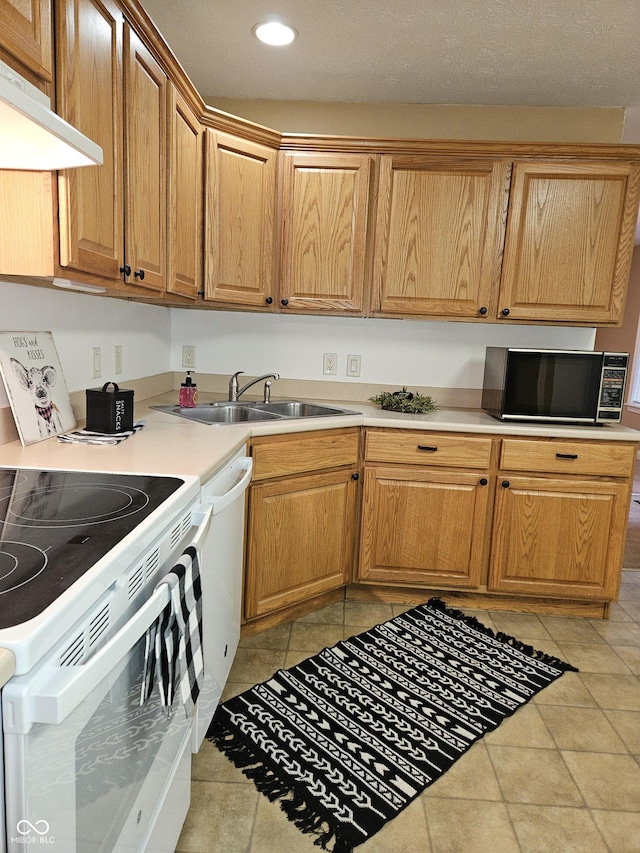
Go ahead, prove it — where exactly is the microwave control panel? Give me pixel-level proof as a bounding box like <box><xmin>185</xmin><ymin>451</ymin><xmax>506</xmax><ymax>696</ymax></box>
<box><xmin>597</xmin><ymin>353</ymin><xmax>628</xmax><ymax>419</ymax></box>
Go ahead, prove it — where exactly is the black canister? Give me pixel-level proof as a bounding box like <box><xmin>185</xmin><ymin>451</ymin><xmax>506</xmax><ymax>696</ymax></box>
<box><xmin>85</xmin><ymin>382</ymin><xmax>134</xmax><ymax>433</ymax></box>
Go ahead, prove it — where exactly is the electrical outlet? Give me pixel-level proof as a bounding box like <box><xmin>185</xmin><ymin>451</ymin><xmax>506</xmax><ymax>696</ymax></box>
<box><xmin>323</xmin><ymin>352</ymin><xmax>337</xmax><ymax>376</ymax></box>
<box><xmin>346</xmin><ymin>354</ymin><xmax>361</xmax><ymax>377</ymax></box>
<box><xmin>182</xmin><ymin>345</ymin><xmax>196</xmax><ymax>369</ymax></box>
<box><xmin>114</xmin><ymin>345</ymin><xmax>123</xmax><ymax>375</ymax></box>
<box><xmin>92</xmin><ymin>347</ymin><xmax>101</xmax><ymax>379</ymax></box>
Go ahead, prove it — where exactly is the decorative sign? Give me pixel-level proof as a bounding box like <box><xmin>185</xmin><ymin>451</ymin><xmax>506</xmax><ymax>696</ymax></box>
<box><xmin>0</xmin><ymin>331</ymin><xmax>76</xmax><ymax>445</ymax></box>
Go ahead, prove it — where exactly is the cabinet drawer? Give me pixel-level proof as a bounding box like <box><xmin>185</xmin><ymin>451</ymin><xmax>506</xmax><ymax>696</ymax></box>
<box><xmin>251</xmin><ymin>428</ymin><xmax>360</xmax><ymax>480</ymax></box>
<box><xmin>365</xmin><ymin>430</ymin><xmax>492</xmax><ymax>469</ymax></box>
<box><xmin>500</xmin><ymin>439</ymin><xmax>636</xmax><ymax>478</ymax></box>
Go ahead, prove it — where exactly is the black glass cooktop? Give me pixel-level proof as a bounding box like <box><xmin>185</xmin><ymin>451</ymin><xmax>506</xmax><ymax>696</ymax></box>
<box><xmin>0</xmin><ymin>468</ymin><xmax>185</xmax><ymax>629</ymax></box>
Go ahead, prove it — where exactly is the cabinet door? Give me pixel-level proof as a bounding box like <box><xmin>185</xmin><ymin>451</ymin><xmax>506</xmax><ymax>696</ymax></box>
<box><xmin>372</xmin><ymin>155</ymin><xmax>510</xmax><ymax>319</ymax></box>
<box><xmin>358</xmin><ymin>465</ymin><xmax>491</xmax><ymax>588</ymax></box>
<box><xmin>0</xmin><ymin>0</ymin><xmax>52</xmax><ymax>80</ymax></box>
<box><xmin>279</xmin><ymin>152</ymin><xmax>371</xmax><ymax>314</ymax></box>
<box><xmin>123</xmin><ymin>24</ymin><xmax>167</xmax><ymax>292</ymax></box>
<box><xmin>167</xmin><ymin>85</ymin><xmax>202</xmax><ymax>300</ymax></box>
<box><xmin>245</xmin><ymin>469</ymin><xmax>357</xmax><ymax>620</ymax></box>
<box><xmin>489</xmin><ymin>475</ymin><xmax>629</xmax><ymax>600</ymax></box>
<box><xmin>499</xmin><ymin>161</ymin><xmax>640</xmax><ymax>324</ymax></box>
<box><xmin>56</xmin><ymin>0</ymin><xmax>124</xmax><ymax>280</ymax></box>
<box><xmin>204</xmin><ymin>131</ymin><xmax>277</xmax><ymax>308</ymax></box>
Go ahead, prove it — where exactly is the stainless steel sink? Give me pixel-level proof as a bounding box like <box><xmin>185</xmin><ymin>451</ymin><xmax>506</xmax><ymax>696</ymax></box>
<box><xmin>247</xmin><ymin>401</ymin><xmax>354</xmax><ymax>418</ymax></box>
<box><xmin>151</xmin><ymin>404</ymin><xmax>282</xmax><ymax>424</ymax></box>
<box><xmin>150</xmin><ymin>400</ymin><xmax>360</xmax><ymax>425</ymax></box>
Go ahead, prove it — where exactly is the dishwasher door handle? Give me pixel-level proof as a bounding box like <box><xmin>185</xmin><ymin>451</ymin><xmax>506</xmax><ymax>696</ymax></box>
<box><xmin>205</xmin><ymin>457</ymin><xmax>253</xmax><ymax>515</ymax></box>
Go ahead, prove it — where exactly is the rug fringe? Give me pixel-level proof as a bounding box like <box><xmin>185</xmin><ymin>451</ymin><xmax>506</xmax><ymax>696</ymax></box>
<box><xmin>426</xmin><ymin>597</ymin><xmax>579</xmax><ymax>673</ymax></box>
<box><xmin>207</xmin><ymin>720</ymin><xmax>355</xmax><ymax>853</ymax></box>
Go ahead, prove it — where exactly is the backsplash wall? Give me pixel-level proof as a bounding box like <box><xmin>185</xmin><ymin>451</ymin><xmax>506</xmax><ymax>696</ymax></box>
<box><xmin>0</xmin><ymin>280</ymin><xmax>171</xmax><ymax>406</ymax></box>
<box><xmin>0</xmin><ymin>279</ymin><xmax>595</xmax><ymax>408</ymax></box>
<box><xmin>170</xmin><ymin>309</ymin><xmax>595</xmax><ymax>392</ymax></box>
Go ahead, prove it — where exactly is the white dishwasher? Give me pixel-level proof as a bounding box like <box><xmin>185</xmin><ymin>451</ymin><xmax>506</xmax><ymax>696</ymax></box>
<box><xmin>192</xmin><ymin>444</ymin><xmax>252</xmax><ymax>750</ymax></box>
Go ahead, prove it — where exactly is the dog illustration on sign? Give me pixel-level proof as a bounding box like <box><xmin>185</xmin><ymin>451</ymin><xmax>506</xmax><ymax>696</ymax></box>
<box><xmin>10</xmin><ymin>359</ymin><xmax>64</xmax><ymax>438</ymax></box>
<box><xmin>0</xmin><ymin>331</ymin><xmax>76</xmax><ymax>445</ymax></box>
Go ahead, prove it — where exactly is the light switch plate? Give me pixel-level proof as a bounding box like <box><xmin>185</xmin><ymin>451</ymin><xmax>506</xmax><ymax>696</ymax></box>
<box><xmin>346</xmin><ymin>354</ymin><xmax>361</xmax><ymax>377</ymax></box>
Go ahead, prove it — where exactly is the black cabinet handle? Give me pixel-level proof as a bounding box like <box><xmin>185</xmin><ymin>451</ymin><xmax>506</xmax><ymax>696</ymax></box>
<box><xmin>502</xmin><ymin>480</ymin><xmax>510</xmax><ymax>488</ymax></box>
<box><xmin>134</xmin><ymin>268</ymin><xmax>145</xmax><ymax>280</ymax></box>
<box><xmin>197</xmin><ymin>289</ymin><xmax>205</xmax><ymax>298</ymax></box>
<box><xmin>351</xmin><ymin>472</ymin><xmax>359</xmax><ymax>481</ymax></box>
<box><xmin>281</xmin><ymin>298</ymin><xmax>289</xmax><ymax>306</ymax></box>
<box><xmin>265</xmin><ymin>296</ymin><xmax>273</xmax><ymax>305</ymax></box>
<box><xmin>479</xmin><ymin>478</ymin><xmax>488</xmax><ymax>486</ymax></box>
<box><xmin>417</xmin><ymin>445</ymin><xmax>438</xmax><ymax>452</ymax></box>
<box><xmin>478</xmin><ymin>306</ymin><xmax>488</xmax><ymax>315</ymax></box>
<box><xmin>556</xmin><ymin>453</ymin><xmax>578</xmax><ymax>460</ymax></box>
<box><xmin>119</xmin><ymin>264</ymin><xmax>131</xmax><ymax>277</ymax></box>
<box><xmin>501</xmin><ymin>308</ymin><xmax>510</xmax><ymax>316</ymax></box>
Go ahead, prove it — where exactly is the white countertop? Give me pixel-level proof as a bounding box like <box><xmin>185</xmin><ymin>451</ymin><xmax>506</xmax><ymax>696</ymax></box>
<box><xmin>0</xmin><ymin>391</ymin><xmax>638</xmax><ymax>485</ymax></box>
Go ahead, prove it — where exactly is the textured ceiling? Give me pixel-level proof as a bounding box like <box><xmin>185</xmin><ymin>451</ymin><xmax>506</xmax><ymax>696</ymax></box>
<box><xmin>139</xmin><ymin>0</ymin><xmax>640</xmax><ymax>108</ymax></box>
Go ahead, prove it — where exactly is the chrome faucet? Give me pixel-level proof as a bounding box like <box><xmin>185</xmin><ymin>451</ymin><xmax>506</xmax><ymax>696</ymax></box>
<box><xmin>228</xmin><ymin>371</ymin><xmax>280</xmax><ymax>402</ymax></box>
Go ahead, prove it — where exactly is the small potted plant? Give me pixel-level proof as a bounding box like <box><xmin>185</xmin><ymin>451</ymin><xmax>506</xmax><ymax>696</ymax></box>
<box><xmin>369</xmin><ymin>387</ymin><xmax>438</xmax><ymax>413</ymax></box>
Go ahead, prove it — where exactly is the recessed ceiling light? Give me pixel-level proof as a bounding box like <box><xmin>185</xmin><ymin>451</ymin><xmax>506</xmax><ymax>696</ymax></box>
<box><xmin>252</xmin><ymin>21</ymin><xmax>298</xmax><ymax>46</ymax></box>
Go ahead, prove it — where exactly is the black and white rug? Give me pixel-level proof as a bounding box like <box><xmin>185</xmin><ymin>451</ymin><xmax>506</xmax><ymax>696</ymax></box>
<box><xmin>207</xmin><ymin>598</ymin><xmax>578</xmax><ymax>853</ymax></box>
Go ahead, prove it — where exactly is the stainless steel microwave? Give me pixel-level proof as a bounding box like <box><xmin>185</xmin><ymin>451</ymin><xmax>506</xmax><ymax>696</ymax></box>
<box><xmin>481</xmin><ymin>347</ymin><xmax>629</xmax><ymax>424</ymax></box>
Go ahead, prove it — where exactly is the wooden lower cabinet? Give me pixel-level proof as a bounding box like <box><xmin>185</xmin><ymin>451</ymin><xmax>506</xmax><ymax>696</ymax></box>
<box><xmin>489</xmin><ymin>436</ymin><xmax>636</xmax><ymax>601</ymax></box>
<box><xmin>489</xmin><ymin>475</ymin><xmax>628</xmax><ymax>600</ymax></box>
<box><xmin>241</xmin><ymin>428</ymin><xmax>636</xmax><ymax>626</ymax></box>
<box><xmin>245</xmin><ymin>469</ymin><xmax>357</xmax><ymax>619</ymax></box>
<box><xmin>359</xmin><ymin>465</ymin><xmax>491</xmax><ymax>588</ymax></box>
<box><xmin>244</xmin><ymin>429</ymin><xmax>359</xmax><ymax>622</ymax></box>
<box><xmin>355</xmin><ymin>429</ymin><xmax>636</xmax><ymax>615</ymax></box>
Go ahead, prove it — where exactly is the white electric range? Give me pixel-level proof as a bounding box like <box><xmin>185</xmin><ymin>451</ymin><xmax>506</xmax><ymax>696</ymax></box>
<box><xmin>0</xmin><ymin>465</ymin><xmax>203</xmax><ymax>853</ymax></box>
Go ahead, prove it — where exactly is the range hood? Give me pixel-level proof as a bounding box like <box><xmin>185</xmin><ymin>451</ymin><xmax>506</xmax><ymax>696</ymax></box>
<box><xmin>0</xmin><ymin>59</ymin><xmax>103</xmax><ymax>170</ymax></box>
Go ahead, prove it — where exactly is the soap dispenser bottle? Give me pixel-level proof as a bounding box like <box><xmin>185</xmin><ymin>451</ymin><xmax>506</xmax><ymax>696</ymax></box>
<box><xmin>179</xmin><ymin>371</ymin><xmax>197</xmax><ymax>408</ymax></box>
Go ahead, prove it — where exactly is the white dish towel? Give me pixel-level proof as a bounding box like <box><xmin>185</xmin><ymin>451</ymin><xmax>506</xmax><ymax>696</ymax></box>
<box><xmin>141</xmin><ymin>544</ymin><xmax>204</xmax><ymax>716</ymax></box>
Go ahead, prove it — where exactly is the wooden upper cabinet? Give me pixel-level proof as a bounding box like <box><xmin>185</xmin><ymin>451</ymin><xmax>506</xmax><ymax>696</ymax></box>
<box><xmin>0</xmin><ymin>0</ymin><xmax>52</xmax><ymax>81</ymax></box>
<box><xmin>371</xmin><ymin>155</ymin><xmax>510</xmax><ymax>319</ymax></box>
<box><xmin>499</xmin><ymin>160</ymin><xmax>640</xmax><ymax>324</ymax></box>
<box><xmin>123</xmin><ymin>24</ymin><xmax>167</xmax><ymax>292</ymax></box>
<box><xmin>204</xmin><ymin>130</ymin><xmax>277</xmax><ymax>308</ymax></box>
<box><xmin>56</xmin><ymin>0</ymin><xmax>124</xmax><ymax>281</ymax></box>
<box><xmin>279</xmin><ymin>151</ymin><xmax>372</xmax><ymax>314</ymax></box>
<box><xmin>167</xmin><ymin>85</ymin><xmax>203</xmax><ymax>300</ymax></box>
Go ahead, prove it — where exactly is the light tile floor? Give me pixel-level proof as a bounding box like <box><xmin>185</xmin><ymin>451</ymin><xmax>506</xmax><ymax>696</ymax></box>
<box><xmin>176</xmin><ymin>571</ymin><xmax>640</xmax><ymax>853</ymax></box>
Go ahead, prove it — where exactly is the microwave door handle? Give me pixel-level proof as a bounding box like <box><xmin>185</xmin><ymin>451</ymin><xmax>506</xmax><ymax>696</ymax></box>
<box><xmin>206</xmin><ymin>457</ymin><xmax>253</xmax><ymax>515</ymax></box>
<box><xmin>21</xmin><ymin>505</ymin><xmax>213</xmax><ymax>732</ymax></box>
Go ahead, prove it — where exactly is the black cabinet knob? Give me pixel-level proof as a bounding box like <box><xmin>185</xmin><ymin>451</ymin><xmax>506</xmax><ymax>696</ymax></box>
<box><xmin>479</xmin><ymin>478</ymin><xmax>488</xmax><ymax>486</ymax></box>
<box><xmin>478</xmin><ymin>306</ymin><xmax>488</xmax><ymax>315</ymax></box>
<box><xmin>119</xmin><ymin>264</ymin><xmax>131</xmax><ymax>277</ymax></box>
<box><xmin>281</xmin><ymin>298</ymin><xmax>289</xmax><ymax>306</ymax></box>
<box><xmin>265</xmin><ymin>296</ymin><xmax>273</xmax><ymax>305</ymax></box>
<box><xmin>351</xmin><ymin>472</ymin><xmax>359</xmax><ymax>481</ymax></box>
<box><xmin>502</xmin><ymin>480</ymin><xmax>510</xmax><ymax>488</ymax></box>
<box><xmin>134</xmin><ymin>268</ymin><xmax>145</xmax><ymax>280</ymax></box>
<box><xmin>501</xmin><ymin>308</ymin><xmax>510</xmax><ymax>316</ymax></box>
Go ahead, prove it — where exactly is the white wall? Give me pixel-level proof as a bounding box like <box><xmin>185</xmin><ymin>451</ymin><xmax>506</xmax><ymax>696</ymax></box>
<box><xmin>0</xmin><ymin>281</ymin><xmax>597</xmax><ymax>407</ymax></box>
<box><xmin>170</xmin><ymin>310</ymin><xmax>596</xmax><ymax>389</ymax></box>
<box><xmin>0</xmin><ymin>280</ymin><xmax>171</xmax><ymax>405</ymax></box>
